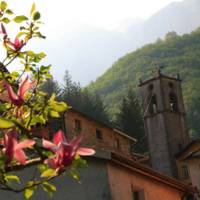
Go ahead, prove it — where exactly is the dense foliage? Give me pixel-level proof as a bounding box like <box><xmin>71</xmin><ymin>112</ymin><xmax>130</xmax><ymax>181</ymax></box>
<box><xmin>41</xmin><ymin>71</ymin><xmax>109</xmax><ymax>128</ymax></box>
<box><xmin>114</xmin><ymin>88</ymin><xmax>147</xmax><ymax>153</ymax></box>
<box><xmin>88</xmin><ymin>28</ymin><xmax>200</xmax><ymax>138</ymax></box>
<box><xmin>0</xmin><ymin>2</ymin><xmax>94</xmax><ymax>199</ymax></box>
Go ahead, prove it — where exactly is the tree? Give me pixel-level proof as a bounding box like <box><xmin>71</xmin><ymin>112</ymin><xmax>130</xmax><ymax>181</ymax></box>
<box><xmin>0</xmin><ymin>2</ymin><xmax>94</xmax><ymax>199</ymax></box>
<box><xmin>164</xmin><ymin>31</ymin><xmax>178</xmax><ymax>41</ymax></box>
<box><xmin>115</xmin><ymin>88</ymin><xmax>147</xmax><ymax>153</ymax></box>
<box><xmin>40</xmin><ymin>78</ymin><xmax>61</xmax><ymax>99</ymax></box>
<box><xmin>62</xmin><ymin>70</ymin><xmax>109</xmax><ymax>124</ymax></box>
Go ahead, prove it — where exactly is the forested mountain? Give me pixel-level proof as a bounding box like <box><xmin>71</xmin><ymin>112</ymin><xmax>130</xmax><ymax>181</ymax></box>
<box><xmin>46</xmin><ymin>0</ymin><xmax>200</xmax><ymax>85</ymax></box>
<box><xmin>127</xmin><ymin>0</ymin><xmax>200</xmax><ymax>45</ymax></box>
<box><xmin>88</xmin><ymin>28</ymin><xmax>200</xmax><ymax>138</ymax></box>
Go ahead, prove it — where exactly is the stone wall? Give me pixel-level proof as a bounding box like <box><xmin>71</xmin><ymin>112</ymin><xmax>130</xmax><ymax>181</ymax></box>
<box><xmin>64</xmin><ymin>109</ymin><xmax>133</xmax><ymax>159</ymax></box>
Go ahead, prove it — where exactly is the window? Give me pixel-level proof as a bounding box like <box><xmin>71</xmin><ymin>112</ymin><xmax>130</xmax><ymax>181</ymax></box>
<box><xmin>169</xmin><ymin>92</ymin><xmax>178</xmax><ymax>112</ymax></box>
<box><xmin>132</xmin><ymin>191</ymin><xmax>139</xmax><ymax>200</ymax></box>
<box><xmin>96</xmin><ymin>129</ymin><xmax>103</xmax><ymax>140</ymax></box>
<box><xmin>132</xmin><ymin>190</ymin><xmax>145</xmax><ymax>200</ymax></box>
<box><xmin>149</xmin><ymin>94</ymin><xmax>158</xmax><ymax>114</ymax></box>
<box><xmin>116</xmin><ymin>138</ymin><xmax>121</xmax><ymax>151</ymax></box>
<box><xmin>182</xmin><ymin>165</ymin><xmax>189</xmax><ymax>179</ymax></box>
<box><xmin>75</xmin><ymin>119</ymin><xmax>81</xmax><ymax>131</ymax></box>
<box><xmin>148</xmin><ymin>84</ymin><xmax>154</xmax><ymax>91</ymax></box>
<box><xmin>168</xmin><ymin>82</ymin><xmax>174</xmax><ymax>88</ymax></box>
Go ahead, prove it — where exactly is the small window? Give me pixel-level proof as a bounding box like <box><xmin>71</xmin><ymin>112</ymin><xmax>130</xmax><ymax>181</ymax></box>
<box><xmin>96</xmin><ymin>129</ymin><xmax>103</xmax><ymax>140</ymax></box>
<box><xmin>132</xmin><ymin>190</ymin><xmax>145</xmax><ymax>200</ymax></box>
<box><xmin>75</xmin><ymin>119</ymin><xmax>81</xmax><ymax>131</ymax></box>
<box><xmin>148</xmin><ymin>84</ymin><xmax>154</xmax><ymax>91</ymax></box>
<box><xmin>182</xmin><ymin>165</ymin><xmax>189</xmax><ymax>179</ymax></box>
<box><xmin>132</xmin><ymin>191</ymin><xmax>139</xmax><ymax>200</ymax></box>
<box><xmin>169</xmin><ymin>92</ymin><xmax>178</xmax><ymax>112</ymax></box>
<box><xmin>149</xmin><ymin>94</ymin><xmax>158</xmax><ymax>114</ymax></box>
<box><xmin>169</xmin><ymin>82</ymin><xmax>174</xmax><ymax>88</ymax></box>
<box><xmin>116</xmin><ymin>138</ymin><xmax>121</xmax><ymax>150</ymax></box>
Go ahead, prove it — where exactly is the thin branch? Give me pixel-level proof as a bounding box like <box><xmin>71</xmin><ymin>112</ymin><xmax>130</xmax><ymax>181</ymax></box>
<box><xmin>4</xmin><ymin>157</ymin><xmax>42</xmax><ymax>172</ymax></box>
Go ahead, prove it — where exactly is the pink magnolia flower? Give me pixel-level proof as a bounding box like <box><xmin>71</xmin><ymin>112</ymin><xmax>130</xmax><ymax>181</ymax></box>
<box><xmin>0</xmin><ymin>23</ymin><xmax>24</xmax><ymax>50</ymax></box>
<box><xmin>5</xmin><ymin>38</ymin><xmax>24</xmax><ymax>51</ymax></box>
<box><xmin>42</xmin><ymin>130</ymin><xmax>95</xmax><ymax>170</ymax></box>
<box><xmin>3</xmin><ymin>76</ymin><xmax>34</xmax><ymax>107</ymax></box>
<box><xmin>0</xmin><ymin>23</ymin><xmax>7</xmax><ymax>38</ymax></box>
<box><xmin>2</xmin><ymin>130</ymin><xmax>35</xmax><ymax>164</ymax></box>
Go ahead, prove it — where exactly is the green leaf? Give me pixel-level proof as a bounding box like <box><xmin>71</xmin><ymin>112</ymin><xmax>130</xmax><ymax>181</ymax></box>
<box><xmin>38</xmin><ymin>52</ymin><xmax>46</xmax><ymax>58</ymax></box>
<box><xmin>34</xmin><ymin>32</ymin><xmax>46</xmax><ymax>39</ymax></box>
<box><xmin>5</xmin><ymin>9</ymin><xmax>13</xmax><ymax>15</ymax></box>
<box><xmin>42</xmin><ymin>181</ymin><xmax>56</xmax><ymax>198</ymax></box>
<box><xmin>52</xmin><ymin>102</ymin><xmax>68</xmax><ymax>113</ymax></box>
<box><xmin>0</xmin><ymin>118</ymin><xmax>15</xmax><ymax>129</ymax></box>
<box><xmin>2</xmin><ymin>17</ymin><xmax>10</xmax><ymax>24</ymax></box>
<box><xmin>13</xmin><ymin>15</ymin><xmax>28</xmax><ymax>23</ymax></box>
<box><xmin>37</xmin><ymin>164</ymin><xmax>48</xmax><ymax>173</ymax></box>
<box><xmin>50</xmin><ymin>110</ymin><xmax>60</xmax><ymax>118</ymax></box>
<box><xmin>26</xmin><ymin>50</ymin><xmax>35</xmax><ymax>56</ymax></box>
<box><xmin>4</xmin><ymin>174</ymin><xmax>20</xmax><ymax>183</ymax></box>
<box><xmin>45</xmin><ymin>74</ymin><xmax>53</xmax><ymax>79</ymax></box>
<box><xmin>0</xmin><ymin>103</ymin><xmax>7</xmax><ymax>112</ymax></box>
<box><xmin>30</xmin><ymin>3</ymin><xmax>36</xmax><ymax>16</ymax></box>
<box><xmin>69</xmin><ymin>169</ymin><xmax>81</xmax><ymax>181</ymax></box>
<box><xmin>0</xmin><ymin>1</ymin><xmax>7</xmax><ymax>11</ymax></box>
<box><xmin>16</xmin><ymin>31</ymin><xmax>27</xmax><ymax>38</ymax></box>
<box><xmin>20</xmin><ymin>26</ymin><xmax>26</xmax><ymax>30</ymax></box>
<box><xmin>24</xmin><ymin>188</ymin><xmax>34</xmax><ymax>200</ymax></box>
<box><xmin>41</xmin><ymin>168</ymin><xmax>57</xmax><ymax>178</ymax></box>
<box><xmin>0</xmin><ymin>155</ymin><xmax>6</xmax><ymax>169</ymax></box>
<box><xmin>33</xmin><ymin>11</ymin><xmax>40</xmax><ymax>21</ymax></box>
<box><xmin>24</xmin><ymin>181</ymin><xmax>37</xmax><ymax>200</ymax></box>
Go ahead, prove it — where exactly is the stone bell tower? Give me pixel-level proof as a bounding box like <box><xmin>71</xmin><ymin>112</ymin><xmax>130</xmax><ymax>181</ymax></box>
<box><xmin>139</xmin><ymin>71</ymin><xmax>190</xmax><ymax>178</ymax></box>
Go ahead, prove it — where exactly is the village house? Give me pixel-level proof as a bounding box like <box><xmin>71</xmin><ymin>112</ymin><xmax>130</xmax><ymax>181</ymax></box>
<box><xmin>0</xmin><ymin>72</ymin><xmax>198</xmax><ymax>200</ymax></box>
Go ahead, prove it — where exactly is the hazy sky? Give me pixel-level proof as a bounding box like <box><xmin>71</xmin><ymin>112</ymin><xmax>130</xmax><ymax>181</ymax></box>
<box><xmin>8</xmin><ymin>0</ymin><xmax>182</xmax><ymax>31</ymax></box>
<box><xmin>5</xmin><ymin>0</ymin><xmax>183</xmax><ymax>85</ymax></box>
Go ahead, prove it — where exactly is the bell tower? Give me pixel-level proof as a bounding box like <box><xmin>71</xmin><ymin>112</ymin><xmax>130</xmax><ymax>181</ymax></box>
<box><xmin>139</xmin><ymin>71</ymin><xmax>190</xmax><ymax>178</ymax></box>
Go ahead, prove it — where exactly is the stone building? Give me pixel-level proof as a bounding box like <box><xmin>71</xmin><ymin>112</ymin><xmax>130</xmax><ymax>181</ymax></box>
<box><xmin>0</xmin><ymin>72</ymin><xmax>198</xmax><ymax>199</ymax></box>
<box><xmin>139</xmin><ymin>71</ymin><xmax>200</xmax><ymax>199</ymax></box>
<box><xmin>139</xmin><ymin>71</ymin><xmax>190</xmax><ymax>178</ymax></box>
<box><xmin>176</xmin><ymin>139</ymin><xmax>200</xmax><ymax>196</ymax></box>
<box><xmin>64</xmin><ymin>108</ymin><xmax>137</xmax><ymax>160</ymax></box>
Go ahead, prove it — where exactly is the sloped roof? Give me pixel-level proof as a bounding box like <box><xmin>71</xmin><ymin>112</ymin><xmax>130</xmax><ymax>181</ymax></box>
<box><xmin>176</xmin><ymin>139</ymin><xmax>200</xmax><ymax>160</ymax></box>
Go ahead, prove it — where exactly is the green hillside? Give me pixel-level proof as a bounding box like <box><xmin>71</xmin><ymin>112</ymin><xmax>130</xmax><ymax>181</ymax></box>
<box><xmin>88</xmin><ymin>29</ymin><xmax>200</xmax><ymax>137</ymax></box>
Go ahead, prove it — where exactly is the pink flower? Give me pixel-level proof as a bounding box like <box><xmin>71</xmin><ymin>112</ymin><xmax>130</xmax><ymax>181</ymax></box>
<box><xmin>3</xmin><ymin>76</ymin><xmax>34</xmax><ymax>107</ymax></box>
<box><xmin>0</xmin><ymin>23</ymin><xmax>24</xmax><ymax>50</ymax></box>
<box><xmin>42</xmin><ymin>130</ymin><xmax>95</xmax><ymax>170</ymax></box>
<box><xmin>0</xmin><ymin>23</ymin><xmax>7</xmax><ymax>38</ymax></box>
<box><xmin>5</xmin><ymin>38</ymin><xmax>24</xmax><ymax>51</ymax></box>
<box><xmin>2</xmin><ymin>130</ymin><xmax>35</xmax><ymax>164</ymax></box>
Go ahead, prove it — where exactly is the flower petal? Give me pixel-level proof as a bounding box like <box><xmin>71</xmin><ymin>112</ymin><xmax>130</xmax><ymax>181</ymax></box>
<box><xmin>4</xmin><ymin>133</ymin><xmax>14</xmax><ymax>163</ymax></box>
<box><xmin>1</xmin><ymin>23</ymin><xmax>7</xmax><ymax>36</ymax></box>
<box><xmin>42</xmin><ymin>139</ymin><xmax>58</xmax><ymax>152</ymax></box>
<box><xmin>70</xmin><ymin>134</ymin><xmax>82</xmax><ymax>151</ymax></box>
<box><xmin>53</xmin><ymin>130</ymin><xmax>66</xmax><ymax>145</ymax></box>
<box><xmin>77</xmin><ymin>147</ymin><xmax>95</xmax><ymax>156</ymax></box>
<box><xmin>4</xmin><ymin>81</ymin><xmax>19</xmax><ymax>102</ymax></box>
<box><xmin>18</xmin><ymin>76</ymin><xmax>32</xmax><ymax>99</ymax></box>
<box><xmin>14</xmin><ymin>149</ymin><xmax>26</xmax><ymax>164</ymax></box>
<box><xmin>15</xmin><ymin>139</ymin><xmax>35</xmax><ymax>150</ymax></box>
<box><xmin>45</xmin><ymin>157</ymin><xmax>59</xmax><ymax>169</ymax></box>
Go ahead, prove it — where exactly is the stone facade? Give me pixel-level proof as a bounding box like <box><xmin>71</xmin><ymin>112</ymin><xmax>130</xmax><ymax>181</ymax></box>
<box><xmin>177</xmin><ymin>139</ymin><xmax>200</xmax><ymax>198</ymax></box>
<box><xmin>0</xmin><ymin>152</ymin><xmax>195</xmax><ymax>200</ymax></box>
<box><xmin>139</xmin><ymin>72</ymin><xmax>190</xmax><ymax>178</ymax></box>
<box><xmin>64</xmin><ymin>108</ymin><xmax>136</xmax><ymax>160</ymax></box>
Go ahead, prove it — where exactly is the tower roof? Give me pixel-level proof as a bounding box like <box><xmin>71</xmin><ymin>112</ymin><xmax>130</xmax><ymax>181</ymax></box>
<box><xmin>139</xmin><ymin>71</ymin><xmax>182</xmax><ymax>87</ymax></box>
